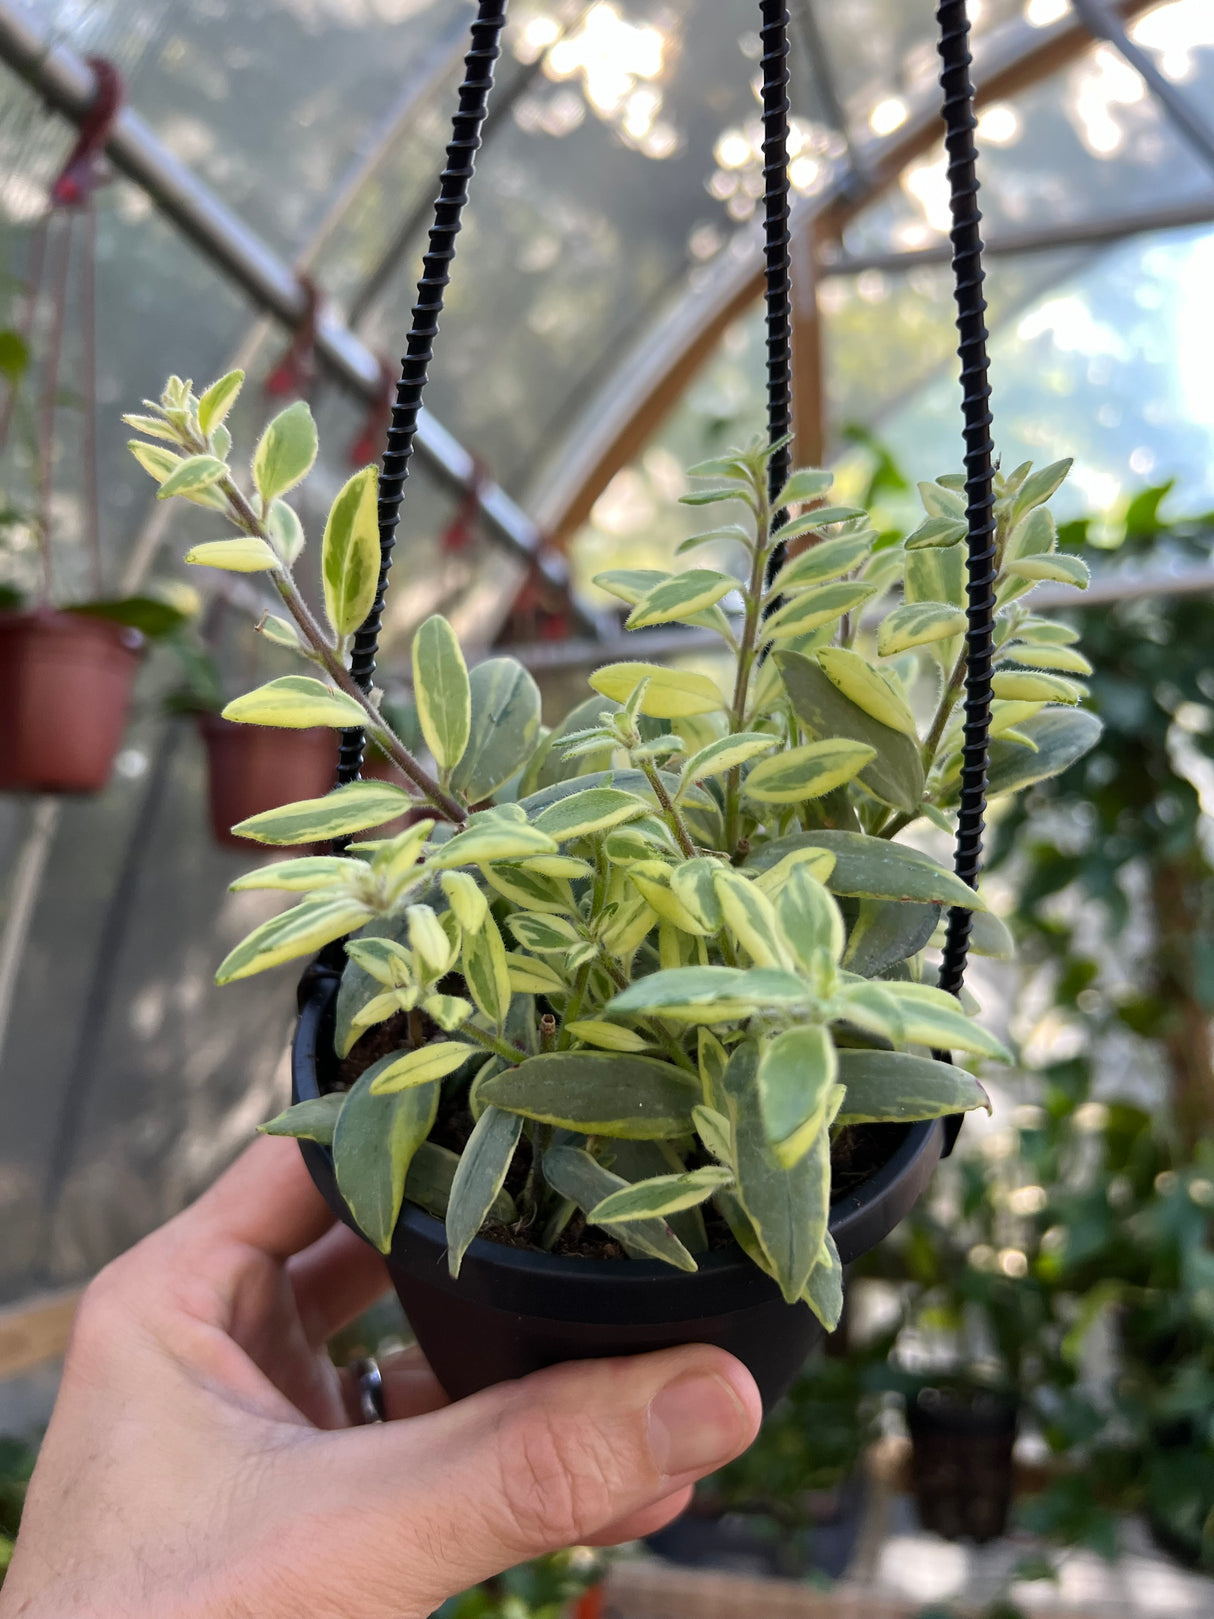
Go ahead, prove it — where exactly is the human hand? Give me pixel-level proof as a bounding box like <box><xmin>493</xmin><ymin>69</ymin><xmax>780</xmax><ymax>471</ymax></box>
<box><xmin>1</xmin><ymin>1136</ymin><xmax>761</xmax><ymax>1619</ymax></box>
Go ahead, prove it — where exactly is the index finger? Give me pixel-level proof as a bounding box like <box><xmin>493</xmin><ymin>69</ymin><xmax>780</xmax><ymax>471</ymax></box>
<box><xmin>174</xmin><ymin>1133</ymin><xmax>335</xmax><ymax>1260</ymax></box>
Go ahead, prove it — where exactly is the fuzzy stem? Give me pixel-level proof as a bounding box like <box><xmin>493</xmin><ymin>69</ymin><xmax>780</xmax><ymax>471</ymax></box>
<box><xmin>639</xmin><ymin>759</ymin><xmax>697</xmax><ymax>859</ymax></box>
<box><xmin>724</xmin><ymin>474</ymin><xmax>772</xmax><ymax>850</ymax></box>
<box><xmin>460</xmin><ymin>1024</ymin><xmax>526</xmax><ymax>1065</ymax></box>
<box><xmin>217</xmin><ymin>473</ymin><xmax>467</xmax><ymax>825</ymax></box>
<box><xmin>558</xmin><ymin>960</ymin><xmax>593</xmax><ymax>1051</ymax></box>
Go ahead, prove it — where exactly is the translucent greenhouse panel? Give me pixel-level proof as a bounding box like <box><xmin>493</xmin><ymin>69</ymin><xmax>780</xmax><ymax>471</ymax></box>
<box><xmin>351</xmin><ymin>0</ymin><xmax>842</xmax><ymax>497</ymax></box>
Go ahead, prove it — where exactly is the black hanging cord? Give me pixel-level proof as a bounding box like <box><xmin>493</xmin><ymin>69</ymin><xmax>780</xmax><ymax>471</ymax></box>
<box><xmin>336</xmin><ymin>0</ymin><xmax>508</xmax><ymax>788</ymax></box>
<box><xmin>759</xmin><ymin>1</ymin><xmax>792</xmax><ymax>517</ymax></box>
<box><xmin>935</xmin><ymin>0</ymin><xmax>996</xmax><ymax>1005</ymax></box>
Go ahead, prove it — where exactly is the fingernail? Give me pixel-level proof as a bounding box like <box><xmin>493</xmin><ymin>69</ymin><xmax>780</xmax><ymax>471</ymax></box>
<box><xmin>648</xmin><ymin>1371</ymin><xmax>752</xmax><ymax>1477</ymax></box>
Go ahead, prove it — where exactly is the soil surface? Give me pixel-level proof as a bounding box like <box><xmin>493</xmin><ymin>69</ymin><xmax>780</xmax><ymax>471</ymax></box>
<box><xmin>332</xmin><ymin>1016</ymin><xmax>899</xmax><ymax>1259</ymax></box>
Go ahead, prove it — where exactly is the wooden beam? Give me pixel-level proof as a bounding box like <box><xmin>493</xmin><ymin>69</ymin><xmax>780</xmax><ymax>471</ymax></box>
<box><xmin>790</xmin><ymin>216</ymin><xmax>825</xmax><ymax>467</ymax></box>
<box><xmin>540</xmin><ymin>0</ymin><xmax>1156</xmax><ymax>549</ymax></box>
<box><xmin>0</xmin><ymin>1288</ymin><xmax>81</xmax><ymax>1379</ymax></box>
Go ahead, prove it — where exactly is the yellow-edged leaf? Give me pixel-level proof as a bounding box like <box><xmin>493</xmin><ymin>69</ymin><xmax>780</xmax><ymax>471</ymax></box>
<box><xmin>185</xmin><ymin>537</ymin><xmax>278</xmax><ymax>573</ymax></box>
<box><xmin>221</xmin><ymin>675</ymin><xmax>368</xmax><ymax>730</ymax></box>
<box><xmin>322</xmin><ymin>465</ymin><xmax>380</xmax><ymax>639</ymax></box>
<box><xmin>744</xmin><ymin>738</ymin><xmax>876</xmax><ymax>804</ymax></box>
<box><xmin>412</xmin><ymin>615</ymin><xmax>471</xmax><ymax>771</ymax></box>
<box><xmin>589</xmin><ymin>662</ymin><xmax>724</xmax><ymax>718</ymax></box>
<box><xmin>367</xmin><ymin>1041</ymin><xmax>472</xmax><ymax>1095</ymax></box>
<box><xmin>816</xmin><ymin>647</ymin><xmax>919</xmax><ymax>738</ymax></box>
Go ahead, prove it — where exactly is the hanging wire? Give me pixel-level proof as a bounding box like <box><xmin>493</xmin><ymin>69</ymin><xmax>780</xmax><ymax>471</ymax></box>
<box><xmin>935</xmin><ymin>0</ymin><xmax>997</xmax><ymax>1004</ymax></box>
<box><xmin>759</xmin><ymin>0</ymin><xmax>792</xmax><ymax>516</ymax></box>
<box><xmin>336</xmin><ymin>0</ymin><xmax>509</xmax><ymax>788</ymax></box>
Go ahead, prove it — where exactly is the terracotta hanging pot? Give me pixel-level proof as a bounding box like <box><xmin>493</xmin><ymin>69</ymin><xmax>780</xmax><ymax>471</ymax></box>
<box><xmin>0</xmin><ymin>610</ymin><xmax>142</xmax><ymax>794</ymax></box>
<box><xmin>198</xmin><ymin>714</ymin><xmax>338</xmax><ymax>850</ymax></box>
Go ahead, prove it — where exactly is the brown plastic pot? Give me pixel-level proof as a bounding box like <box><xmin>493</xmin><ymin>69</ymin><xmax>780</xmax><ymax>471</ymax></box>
<box><xmin>0</xmin><ymin>610</ymin><xmax>143</xmax><ymax>794</ymax></box>
<box><xmin>199</xmin><ymin>715</ymin><xmax>338</xmax><ymax>850</ymax></box>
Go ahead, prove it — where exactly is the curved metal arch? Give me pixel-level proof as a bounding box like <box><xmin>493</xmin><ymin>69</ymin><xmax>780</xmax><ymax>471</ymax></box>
<box><xmin>526</xmin><ymin>0</ymin><xmax>1159</xmax><ymax>549</ymax></box>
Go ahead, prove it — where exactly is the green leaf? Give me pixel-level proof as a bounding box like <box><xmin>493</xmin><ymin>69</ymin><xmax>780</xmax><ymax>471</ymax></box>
<box><xmin>588</xmin><ymin>1165</ymin><xmax>734</xmax><ymax>1224</ymax></box>
<box><xmin>762</xmin><ymin>581</ymin><xmax>876</xmax><ymax>642</ymax></box>
<box><xmin>966</xmin><ymin>909</ymin><xmax>1016</xmax><ymax>959</ymax></box>
<box><xmin>333</xmin><ymin>1066</ymin><xmax>439</xmax><ymax>1253</ymax></box>
<box><xmin>877</xmin><ymin>601</ymin><xmax>967</xmax><ymax>656</ymax></box>
<box><xmin>1013</xmin><ymin>457</ymin><xmax>1072</xmax><ymax>517</ymax></box>
<box><xmin>678</xmin><ymin>732</ymin><xmax>776</xmax><ymax>791</ymax></box>
<box><xmin>879</xmin><ymin>982</ymin><xmax>1011</xmax><ymax>1059</ymax></box>
<box><xmin>905</xmin><ymin>516</ymin><xmax>968</xmax><ymax>550</ymax></box>
<box><xmin>221</xmin><ymin>675</ymin><xmax>368</xmax><ymax>730</ymax></box>
<box><xmin>508</xmin><ymin>912</ymin><xmax>581</xmax><ymax>952</ymax></box>
<box><xmin>567</xmin><ymin>1019</ymin><xmax>651</xmax><ymax>1053</ymax></box>
<box><xmin>429</xmin><ymin>816</ymin><xmax>557</xmax><ymax>868</ymax></box>
<box><xmin>843</xmin><ymin>897</ymin><xmax>940</xmax><ymax>977</ymax></box>
<box><xmin>769</xmin><ymin>532</ymin><xmax>873</xmax><ymax>593</ymax></box>
<box><xmin>984</xmin><ymin>708</ymin><xmax>1101</xmax><ymax>798</ymax></box>
<box><xmin>773</xmin><ymin>506</ymin><xmax>866</xmax><ymax>538</ymax></box>
<box><xmin>266</xmin><ymin>499</ymin><xmax>306</xmax><ymax>565</ymax></box>
<box><xmin>252</xmin><ymin>400</ymin><xmax>318</xmax><ymax>504</ymax></box>
<box><xmin>589</xmin><ymin>662</ymin><xmax>724</xmax><ymax>718</ymax></box>
<box><xmin>775</xmin><ymin>652</ymin><xmax>925</xmax><ymax>814</ymax></box>
<box><xmin>462</xmin><ymin>912</ymin><xmax>512</xmax><ymax>1027</ymax></box>
<box><xmin>445</xmin><ymin>1105</ymin><xmax>525</xmax><ymax>1276</ymax></box>
<box><xmin>816</xmin><ymin>647</ymin><xmax>918</xmax><ymax>737</ymax></box>
<box><xmin>185</xmin><ymin>537</ymin><xmax>278</xmax><ymax>573</ymax></box>
<box><xmin>197</xmin><ymin>369</ymin><xmax>244</xmax><ymax>437</ymax></box>
<box><xmin>991</xmin><ymin>670</ymin><xmax>1084</xmax><ymax>705</ymax></box>
<box><xmin>403</xmin><ymin>1139</ymin><xmax>517</xmax><ymax>1224</ymax></box>
<box><xmin>257</xmin><ymin>613</ymin><xmax>304</xmax><ymax>653</ymax></box>
<box><xmin>592</xmin><ymin>568</ymin><xmax>669</xmax><ymax>604</ymax></box>
<box><xmin>999</xmin><ymin>643</ymin><xmax>1092</xmax><ymax>676</ymax></box>
<box><xmin>775</xmin><ymin>468</ymin><xmax>834</xmax><ymax>508</ymax></box>
<box><xmin>157</xmin><ymin>454</ymin><xmax>227</xmax><ymax>501</ymax></box>
<box><xmin>775</xmin><ymin>863</ymin><xmax>845</xmax><ymax>970</ymax></box>
<box><xmin>725</xmin><ymin>1041</ymin><xmax>829</xmax><ymax>1303</ymax></box>
<box><xmin>835</xmin><ymin>1049</ymin><xmax>990</xmax><ymax>1124</ymax></box>
<box><xmin>451</xmin><ymin>658</ymin><xmax>542</xmax><ymax>802</ymax></box>
<box><xmin>749</xmin><ymin>830</ymin><xmax>988</xmax><ymax>911</ymax></box>
<box><xmin>714</xmin><ymin>870</ymin><xmax>787</xmax><ymax>969</ymax></box>
<box><xmin>215</xmin><ymin>895</ymin><xmax>374</xmax><ymax>982</ymax></box>
<box><xmin>625</xmin><ymin>569</ymin><xmax>738</xmax><ymax>630</ymax></box>
<box><xmin>321</xmin><ymin>466</ymin><xmax>380</xmax><ymax>639</ymax></box>
<box><xmin>258</xmin><ymin>1093</ymin><xmax>344</xmax><ymax>1145</ymax></box>
<box><xmin>802</xmin><ymin>1232</ymin><xmax>843</xmax><ymax>1331</ymax></box>
<box><xmin>679</xmin><ymin>486</ymin><xmax>749</xmax><ymax>508</ymax></box>
<box><xmin>478</xmin><ymin>1052</ymin><xmax>701</xmax><ymax>1138</ymax></box>
<box><xmin>676</xmin><ymin>523</ymin><xmax>751</xmax><ymax>556</ymax></box>
<box><xmin>542</xmin><ymin>1146</ymin><xmax>697</xmax><ymax>1271</ymax></box>
<box><xmin>744</xmin><ymin>738</ymin><xmax>876</xmax><ymax>805</ymax></box>
<box><xmin>1003</xmin><ymin>554</ymin><xmax>1090</xmax><ymax>589</ymax></box>
<box><xmin>533</xmin><ymin>786</ymin><xmax>649</xmax><ymax>841</ymax></box>
<box><xmin>693</xmin><ymin>1103</ymin><xmax>733</xmax><ymax>1165</ymax></box>
<box><xmin>918</xmin><ymin>480</ymin><xmax>966</xmax><ymax>519</ymax></box>
<box><xmin>229</xmin><ymin>855</ymin><xmax>365</xmax><ymax>891</ymax></box>
<box><xmin>367</xmin><ymin>1039</ymin><xmax>472</xmax><ymax>1096</ymax></box>
<box><xmin>231</xmin><ymin>779</ymin><xmax>413</xmax><ymax>844</ymax></box>
<box><xmin>905</xmin><ymin>544</ymin><xmax>965</xmax><ymax>611</ymax></box>
<box><xmin>758</xmin><ymin>1025</ymin><xmax>837</xmax><ymax>1167</ymax></box>
<box><xmin>129</xmin><ymin>439</ymin><xmax>183</xmax><ymax>485</ymax></box>
<box><xmin>607</xmin><ymin>965</ymin><xmax>808</xmax><ymax>1023</ymax></box>
<box><xmin>412</xmin><ymin>615</ymin><xmax>471</xmax><ymax>773</ymax></box>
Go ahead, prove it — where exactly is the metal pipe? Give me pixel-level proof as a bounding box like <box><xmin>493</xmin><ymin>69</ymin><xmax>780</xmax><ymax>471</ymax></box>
<box><xmin>818</xmin><ymin>196</ymin><xmax>1214</xmax><ymax>278</ymax></box>
<box><xmin>0</xmin><ymin>2</ymin><xmax>572</xmax><ymax>596</ymax></box>
<box><xmin>1071</xmin><ymin>0</ymin><xmax>1214</xmax><ymax>180</ymax></box>
<box><xmin>495</xmin><ymin>560</ymin><xmax>1214</xmax><ymax>676</ymax></box>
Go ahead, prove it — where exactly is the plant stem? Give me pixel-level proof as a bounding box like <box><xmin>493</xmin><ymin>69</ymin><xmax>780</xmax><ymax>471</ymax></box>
<box><xmin>460</xmin><ymin>1025</ymin><xmax>526</xmax><ymax>1065</ymax></box>
<box><xmin>218</xmin><ymin>473</ymin><xmax>467</xmax><ymax>825</ymax></box>
<box><xmin>724</xmin><ymin>475</ymin><xmax>772</xmax><ymax>850</ymax></box>
<box><xmin>639</xmin><ymin>759</ymin><xmax>696</xmax><ymax>858</ymax></box>
<box><xmin>558</xmin><ymin>960</ymin><xmax>593</xmax><ymax>1050</ymax></box>
<box><xmin>922</xmin><ymin>645</ymin><xmax>968</xmax><ymax>771</ymax></box>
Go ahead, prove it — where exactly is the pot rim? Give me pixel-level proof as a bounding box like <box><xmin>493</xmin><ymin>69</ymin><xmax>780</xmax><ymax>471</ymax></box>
<box><xmin>293</xmin><ymin>967</ymin><xmax>945</xmax><ymax>1298</ymax></box>
<box><xmin>0</xmin><ymin>606</ymin><xmax>144</xmax><ymax>655</ymax></box>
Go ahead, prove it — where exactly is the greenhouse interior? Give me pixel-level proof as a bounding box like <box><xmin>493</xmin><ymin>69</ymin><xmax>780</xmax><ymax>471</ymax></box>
<box><xmin>0</xmin><ymin>0</ymin><xmax>1212</xmax><ymax>1614</ymax></box>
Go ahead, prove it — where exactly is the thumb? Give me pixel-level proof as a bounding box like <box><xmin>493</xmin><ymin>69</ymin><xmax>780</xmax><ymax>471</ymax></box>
<box><xmin>322</xmin><ymin>1344</ymin><xmax>761</xmax><ymax>1611</ymax></box>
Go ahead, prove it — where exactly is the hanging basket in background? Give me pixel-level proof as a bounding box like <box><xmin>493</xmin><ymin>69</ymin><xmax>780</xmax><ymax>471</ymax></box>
<box><xmin>197</xmin><ymin>714</ymin><xmax>337</xmax><ymax>851</ymax></box>
<box><xmin>0</xmin><ymin>609</ymin><xmax>142</xmax><ymax>794</ymax></box>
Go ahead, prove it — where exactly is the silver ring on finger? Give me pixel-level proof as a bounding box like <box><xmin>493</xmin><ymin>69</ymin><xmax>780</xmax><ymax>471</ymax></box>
<box><xmin>351</xmin><ymin>1355</ymin><xmax>386</xmax><ymax>1424</ymax></box>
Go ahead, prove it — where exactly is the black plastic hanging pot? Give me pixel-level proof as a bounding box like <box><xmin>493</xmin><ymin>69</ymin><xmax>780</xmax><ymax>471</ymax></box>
<box><xmin>908</xmin><ymin>1384</ymin><xmax>1018</xmax><ymax>1543</ymax></box>
<box><xmin>293</xmin><ymin>968</ymin><xmax>944</xmax><ymax>1411</ymax></box>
